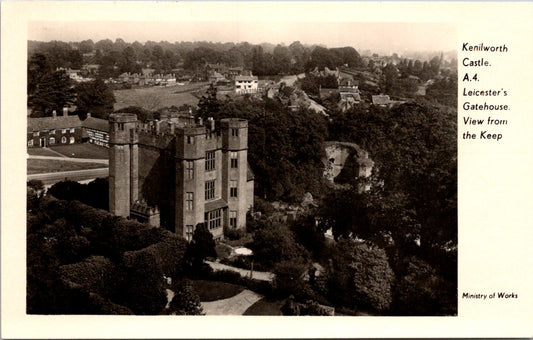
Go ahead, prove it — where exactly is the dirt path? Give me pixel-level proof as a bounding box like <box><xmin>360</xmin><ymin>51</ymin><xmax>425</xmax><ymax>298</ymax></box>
<box><xmin>201</xmin><ymin>289</ymin><xmax>263</xmax><ymax>315</ymax></box>
<box><xmin>28</xmin><ymin>155</ymin><xmax>109</xmax><ymax>164</ymax></box>
<box><xmin>205</xmin><ymin>261</ymin><xmax>274</xmax><ymax>282</ymax></box>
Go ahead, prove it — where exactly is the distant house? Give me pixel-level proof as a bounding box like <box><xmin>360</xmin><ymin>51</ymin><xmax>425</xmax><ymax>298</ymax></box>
<box><xmin>82</xmin><ymin>113</ymin><xmax>110</xmax><ymax>147</ymax></box>
<box><xmin>209</xmin><ymin>71</ymin><xmax>226</xmax><ymax>84</ymax></box>
<box><xmin>226</xmin><ymin>66</ymin><xmax>244</xmax><ymax>79</ymax></box>
<box><xmin>28</xmin><ymin>110</ymin><xmax>109</xmax><ymax>148</ymax></box>
<box><xmin>27</xmin><ymin>109</ymin><xmax>83</xmax><ymax>148</ymax></box>
<box><xmin>82</xmin><ymin>64</ymin><xmax>100</xmax><ymax>73</ymax></box>
<box><xmin>372</xmin><ymin>95</ymin><xmax>392</xmax><ymax>107</ymax></box>
<box><xmin>338</xmin><ymin>80</ymin><xmax>361</xmax><ymax>111</ymax></box>
<box><xmin>235</xmin><ymin>72</ymin><xmax>259</xmax><ymax>94</ymax></box>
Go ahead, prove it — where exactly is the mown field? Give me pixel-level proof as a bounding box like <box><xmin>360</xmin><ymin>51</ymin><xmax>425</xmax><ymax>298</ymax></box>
<box><xmin>49</xmin><ymin>144</ymin><xmax>109</xmax><ymax>159</ymax></box>
<box><xmin>27</xmin><ymin>159</ymin><xmax>107</xmax><ymax>174</ymax></box>
<box><xmin>113</xmin><ymin>82</ymin><xmax>209</xmax><ymax>111</ymax></box>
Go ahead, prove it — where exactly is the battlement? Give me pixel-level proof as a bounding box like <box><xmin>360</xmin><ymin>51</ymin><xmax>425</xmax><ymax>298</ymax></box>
<box><xmin>110</xmin><ymin>111</ymin><xmax>253</xmax><ymax>237</ymax></box>
<box><xmin>109</xmin><ymin>113</ymin><xmax>137</xmax><ymax>123</ymax></box>
<box><xmin>130</xmin><ymin>200</ymin><xmax>160</xmax><ymax>227</ymax></box>
<box><xmin>220</xmin><ymin>117</ymin><xmax>248</xmax><ymax>128</ymax></box>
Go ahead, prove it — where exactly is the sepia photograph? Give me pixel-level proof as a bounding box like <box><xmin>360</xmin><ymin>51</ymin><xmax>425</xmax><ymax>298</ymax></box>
<box><xmin>25</xmin><ymin>20</ymin><xmax>457</xmax><ymax>317</ymax></box>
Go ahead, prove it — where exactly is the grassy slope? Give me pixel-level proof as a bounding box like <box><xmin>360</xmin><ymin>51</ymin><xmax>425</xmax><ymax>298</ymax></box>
<box><xmin>189</xmin><ymin>280</ymin><xmax>245</xmax><ymax>302</ymax></box>
<box><xmin>27</xmin><ymin>159</ymin><xmax>107</xmax><ymax>174</ymax></box>
<box><xmin>243</xmin><ymin>298</ymin><xmax>284</xmax><ymax>316</ymax></box>
<box><xmin>49</xmin><ymin>144</ymin><xmax>109</xmax><ymax>159</ymax></box>
<box><xmin>113</xmin><ymin>83</ymin><xmax>208</xmax><ymax>111</ymax></box>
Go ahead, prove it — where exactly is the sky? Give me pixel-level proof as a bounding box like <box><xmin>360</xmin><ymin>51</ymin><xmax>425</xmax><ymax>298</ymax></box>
<box><xmin>29</xmin><ymin>21</ymin><xmax>456</xmax><ymax>55</ymax></box>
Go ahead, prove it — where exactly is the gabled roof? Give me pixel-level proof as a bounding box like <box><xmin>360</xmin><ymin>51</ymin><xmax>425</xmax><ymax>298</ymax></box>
<box><xmin>341</xmin><ymin>93</ymin><xmax>361</xmax><ymax>101</ymax></box>
<box><xmin>28</xmin><ymin>115</ymin><xmax>110</xmax><ymax>133</ymax></box>
<box><xmin>82</xmin><ymin>117</ymin><xmax>109</xmax><ymax>132</ymax></box>
<box><xmin>28</xmin><ymin>115</ymin><xmax>83</xmax><ymax>132</ymax></box>
<box><xmin>372</xmin><ymin>95</ymin><xmax>391</xmax><ymax>105</ymax></box>
<box><xmin>235</xmin><ymin>75</ymin><xmax>258</xmax><ymax>81</ymax></box>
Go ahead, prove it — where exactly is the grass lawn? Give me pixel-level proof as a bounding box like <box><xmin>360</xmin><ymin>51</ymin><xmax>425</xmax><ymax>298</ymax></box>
<box><xmin>243</xmin><ymin>297</ymin><xmax>284</xmax><ymax>315</ymax></box>
<box><xmin>50</xmin><ymin>144</ymin><xmax>109</xmax><ymax>159</ymax></box>
<box><xmin>27</xmin><ymin>159</ymin><xmax>107</xmax><ymax>174</ymax></box>
<box><xmin>27</xmin><ymin>148</ymin><xmax>62</xmax><ymax>157</ymax></box>
<box><xmin>114</xmin><ymin>82</ymin><xmax>208</xmax><ymax>111</ymax></box>
<box><xmin>190</xmin><ymin>280</ymin><xmax>245</xmax><ymax>302</ymax></box>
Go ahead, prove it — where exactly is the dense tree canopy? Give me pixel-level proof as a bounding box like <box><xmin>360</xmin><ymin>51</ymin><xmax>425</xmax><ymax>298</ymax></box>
<box><xmin>75</xmin><ymin>78</ymin><xmax>116</xmax><ymax>119</ymax></box>
<box><xmin>326</xmin><ymin>239</ymin><xmax>394</xmax><ymax>311</ymax></box>
<box><xmin>28</xmin><ymin>69</ymin><xmax>75</xmax><ymax>117</ymax></box>
<box><xmin>27</xmin><ymin>197</ymin><xmax>188</xmax><ymax>315</ymax></box>
<box><xmin>198</xmin><ymin>92</ymin><xmax>329</xmax><ymax>202</ymax></box>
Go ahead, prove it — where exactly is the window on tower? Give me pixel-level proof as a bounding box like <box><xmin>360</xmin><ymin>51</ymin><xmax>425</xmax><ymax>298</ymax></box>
<box><xmin>186</xmin><ymin>192</ymin><xmax>194</xmax><ymax>210</ymax></box>
<box><xmin>205</xmin><ymin>180</ymin><xmax>215</xmax><ymax>200</ymax></box>
<box><xmin>186</xmin><ymin>161</ymin><xmax>194</xmax><ymax>180</ymax></box>
<box><xmin>230</xmin><ymin>180</ymin><xmax>238</xmax><ymax>197</ymax></box>
<box><xmin>205</xmin><ymin>151</ymin><xmax>216</xmax><ymax>171</ymax></box>
<box><xmin>230</xmin><ymin>210</ymin><xmax>237</xmax><ymax>228</ymax></box>
<box><xmin>230</xmin><ymin>151</ymin><xmax>238</xmax><ymax>168</ymax></box>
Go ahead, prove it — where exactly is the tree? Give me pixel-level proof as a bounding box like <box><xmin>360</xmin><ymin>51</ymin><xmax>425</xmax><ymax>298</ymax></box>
<box><xmin>28</xmin><ymin>53</ymin><xmax>52</xmax><ymax>95</ymax></box>
<box><xmin>184</xmin><ymin>223</ymin><xmax>216</xmax><ymax>270</ymax></box>
<box><xmin>78</xmin><ymin>39</ymin><xmax>94</xmax><ymax>54</ymax></box>
<box><xmin>118</xmin><ymin>46</ymin><xmax>140</xmax><ymax>74</ymax></box>
<box><xmin>117</xmin><ymin>249</ymin><xmax>167</xmax><ymax>314</ymax></box>
<box><xmin>328</xmin><ymin>240</ymin><xmax>394</xmax><ymax>312</ymax></box>
<box><xmin>308</xmin><ymin>46</ymin><xmax>337</xmax><ymax>71</ymax></box>
<box><xmin>48</xmin><ymin>180</ymin><xmax>85</xmax><ymax>201</ymax></box>
<box><xmin>28</xmin><ymin>70</ymin><xmax>75</xmax><ymax>117</ymax></box>
<box><xmin>273</xmin><ymin>261</ymin><xmax>308</xmax><ymax>298</ymax></box>
<box><xmin>75</xmin><ymin>78</ymin><xmax>116</xmax><ymax>119</ymax></box>
<box><xmin>250</xmin><ymin>221</ymin><xmax>309</xmax><ymax>269</ymax></box>
<box><xmin>197</xmin><ymin>83</ymin><xmax>220</xmax><ymax>120</ymax></box>
<box><xmin>168</xmin><ymin>280</ymin><xmax>204</xmax><ymax>315</ymax></box>
<box><xmin>392</xmin><ymin>256</ymin><xmax>456</xmax><ymax>315</ymax></box>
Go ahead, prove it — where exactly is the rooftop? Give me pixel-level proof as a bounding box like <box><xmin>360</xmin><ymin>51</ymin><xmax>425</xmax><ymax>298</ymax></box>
<box><xmin>28</xmin><ymin>115</ymin><xmax>82</xmax><ymax>132</ymax></box>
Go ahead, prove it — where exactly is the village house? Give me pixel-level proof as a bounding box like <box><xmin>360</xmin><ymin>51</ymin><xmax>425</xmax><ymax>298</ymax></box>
<box><xmin>235</xmin><ymin>72</ymin><xmax>259</xmax><ymax>94</ymax></box>
<box><xmin>27</xmin><ymin>109</ymin><xmax>110</xmax><ymax>148</ymax></box>
<box><xmin>372</xmin><ymin>94</ymin><xmax>392</xmax><ymax>107</ymax></box>
<box><xmin>82</xmin><ymin>113</ymin><xmax>110</xmax><ymax>147</ymax></box>
<box><xmin>338</xmin><ymin>79</ymin><xmax>361</xmax><ymax>111</ymax></box>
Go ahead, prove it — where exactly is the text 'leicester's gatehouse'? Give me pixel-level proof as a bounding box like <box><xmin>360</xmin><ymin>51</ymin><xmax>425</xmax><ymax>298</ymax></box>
<box><xmin>109</xmin><ymin>113</ymin><xmax>254</xmax><ymax>242</ymax></box>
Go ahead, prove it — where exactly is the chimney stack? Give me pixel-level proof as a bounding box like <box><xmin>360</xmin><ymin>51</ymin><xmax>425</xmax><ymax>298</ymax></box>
<box><xmin>63</xmin><ymin>107</ymin><xmax>68</xmax><ymax>117</ymax></box>
<box><xmin>52</xmin><ymin>110</ymin><xmax>57</xmax><ymax>118</ymax></box>
<box><xmin>207</xmin><ymin>117</ymin><xmax>215</xmax><ymax>131</ymax></box>
<box><xmin>87</xmin><ymin>113</ymin><xmax>91</xmax><ymax>118</ymax></box>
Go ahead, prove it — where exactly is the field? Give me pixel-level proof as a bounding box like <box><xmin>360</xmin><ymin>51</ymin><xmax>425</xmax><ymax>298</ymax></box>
<box><xmin>49</xmin><ymin>144</ymin><xmax>109</xmax><ymax>159</ymax></box>
<box><xmin>27</xmin><ymin>159</ymin><xmax>107</xmax><ymax>174</ymax></box>
<box><xmin>243</xmin><ymin>297</ymin><xmax>284</xmax><ymax>315</ymax></box>
<box><xmin>189</xmin><ymin>280</ymin><xmax>245</xmax><ymax>302</ymax></box>
<box><xmin>113</xmin><ymin>82</ymin><xmax>209</xmax><ymax>111</ymax></box>
<box><xmin>27</xmin><ymin>148</ymin><xmax>60</xmax><ymax>157</ymax></box>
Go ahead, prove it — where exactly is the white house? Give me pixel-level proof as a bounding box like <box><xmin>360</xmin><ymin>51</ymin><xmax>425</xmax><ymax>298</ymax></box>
<box><xmin>235</xmin><ymin>73</ymin><xmax>259</xmax><ymax>94</ymax></box>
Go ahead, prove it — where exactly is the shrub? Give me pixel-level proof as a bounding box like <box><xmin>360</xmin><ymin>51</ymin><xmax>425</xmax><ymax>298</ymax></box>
<box><xmin>223</xmin><ymin>226</ymin><xmax>246</xmax><ymax>240</ymax></box>
<box><xmin>59</xmin><ymin>255</ymin><xmax>117</xmax><ymax>297</ymax></box>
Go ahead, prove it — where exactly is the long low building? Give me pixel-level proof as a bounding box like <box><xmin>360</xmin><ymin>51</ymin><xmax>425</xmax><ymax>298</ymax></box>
<box><xmin>28</xmin><ymin>111</ymin><xmax>110</xmax><ymax>148</ymax></box>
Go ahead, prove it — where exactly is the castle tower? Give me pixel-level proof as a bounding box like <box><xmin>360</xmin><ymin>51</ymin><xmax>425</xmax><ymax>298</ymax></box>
<box><xmin>174</xmin><ymin>125</ymin><xmax>207</xmax><ymax>239</ymax></box>
<box><xmin>221</xmin><ymin>118</ymin><xmax>248</xmax><ymax>230</ymax></box>
<box><xmin>109</xmin><ymin>113</ymin><xmax>138</xmax><ymax>217</ymax></box>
